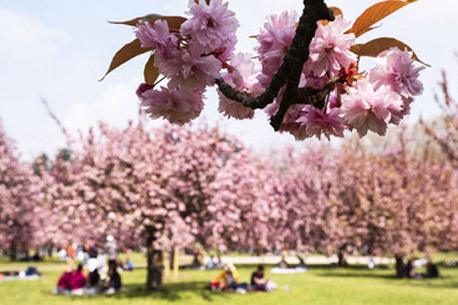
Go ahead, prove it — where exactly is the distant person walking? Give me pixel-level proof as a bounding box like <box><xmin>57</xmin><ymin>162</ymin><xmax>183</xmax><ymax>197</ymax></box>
<box><xmin>105</xmin><ymin>235</ymin><xmax>118</xmax><ymax>270</ymax></box>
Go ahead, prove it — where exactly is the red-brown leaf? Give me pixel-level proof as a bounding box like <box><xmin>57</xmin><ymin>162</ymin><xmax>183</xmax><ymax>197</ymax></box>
<box><xmin>350</xmin><ymin>37</ymin><xmax>430</xmax><ymax>66</ymax></box>
<box><xmin>100</xmin><ymin>39</ymin><xmax>153</xmax><ymax>81</ymax></box>
<box><xmin>347</xmin><ymin>1</ymin><xmax>417</xmax><ymax>38</ymax></box>
<box><xmin>109</xmin><ymin>15</ymin><xmax>187</xmax><ymax>31</ymax></box>
<box><xmin>194</xmin><ymin>0</ymin><xmax>211</xmax><ymax>4</ymax></box>
<box><xmin>321</xmin><ymin>7</ymin><xmax>344</xmax><ymax>25</ymax></box>
<box><xmin>144</xmin><ymin>55</ymin><xmax>160</xmax><ymax>85</ymax></box>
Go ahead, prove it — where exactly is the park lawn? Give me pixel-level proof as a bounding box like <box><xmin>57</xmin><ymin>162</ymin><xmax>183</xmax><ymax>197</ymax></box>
<box><xmin>0</xmin><ymin>264</ymin><xmax>457</xmax><ymax>305</ymax></box>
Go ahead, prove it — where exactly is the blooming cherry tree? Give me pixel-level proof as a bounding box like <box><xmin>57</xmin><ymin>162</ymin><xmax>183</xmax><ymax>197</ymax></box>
<box><xmin>103</xmin><ymin>0</ymin><xmax>426</xmax><ymax>140</ymax></box>
<box><xmin>43</xmin><ymin>121</ymin><xmax>250</xmax><ymax>291</ymax></box>
<box><xmin>0</xmin><ymin>122</ymin><xmax>49</xmax><ymax>260</ymax></box>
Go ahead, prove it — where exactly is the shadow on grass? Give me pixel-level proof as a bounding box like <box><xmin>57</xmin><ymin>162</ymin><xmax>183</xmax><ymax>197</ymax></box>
<box><xmin>318</xmin><ymin>272</ymin><xmax>458</xmax><ymax>290</ymax></box>
<box><xmin>45</xmin><ymin>281</ymin><xmax>230</xmax><ymax>302</ymax></box>
<box><xmin>318</xmin><ymin>272</ymin><xmax>396</xmax><ymax>280</ymax></box>
<box><xmin>402</xmin><ymin>277</ymin><xmax>458</xmax><ymax>290</ymax></box>
<box><xmin>119</xmin><ymin>281</ymin><xmax>218</xmax><ymax>301</ymax></box>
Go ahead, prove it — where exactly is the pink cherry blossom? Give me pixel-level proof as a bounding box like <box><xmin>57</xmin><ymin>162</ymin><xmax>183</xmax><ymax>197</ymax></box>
<box><xmin>369</xmin><ymin>47</ymin><xmax>425</xmax><ymax>98</ymax></box>
<box><xmin>296</xmin><ymin>105</ymin><xmax>345</xmax><ymax>140</ymax></box>
<box><xmin>137</xmin><ymin>86</ymin><xmax>204</xmax><ymax>125</ymax></box>
<box><xmin>306</xmin><ymin>16</ymin><xmax>357</xmax><ymax>78</ymax></box>
<box><xmin>218</xmin><ymin>53</ymin><xmax>263</xmax><ymax>119</ymax></box>
<box><xmin>256</xmin><ymin>10</ymin><xmax>298</xmax><ymax>87</ymax></box>
<box><xmin>135</xmin><ymin>19</ymin><xmax>179</xmax><ymax>59</ymax></box>
<box><xmin>154</xmin><ymin>44</ymin><xmax>221</xmax><ymax>92</ymax></box>
<box><xmin>180</xmin><ymin>0</ymin><xmax>239</xmax><ymax>54</ymax></box>
<box><xmin>340</xmin><ymin>79</ymin><xmax>403</xmax><ymax>137</ymax></box>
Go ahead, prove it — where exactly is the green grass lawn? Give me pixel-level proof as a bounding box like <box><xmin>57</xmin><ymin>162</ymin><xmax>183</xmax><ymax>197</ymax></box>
<box><xmin>1</xmin><ymin>263</ymin><xmax>457</xmax><ymax>305</ymax></box>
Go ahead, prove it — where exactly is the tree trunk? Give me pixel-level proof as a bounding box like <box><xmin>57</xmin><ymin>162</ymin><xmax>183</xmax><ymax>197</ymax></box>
<box><xmin>163</xmin><ymin>251</ymin><xmax>170</xmax><ymax>278</ymax></box>
<box><xmin>395</xmin><ymin>255</ymin><xmax>405</xmax><ymax>278</ymax></box>
<box><xmin>173</xmin><ymin>248</ymin><xmax>179</xmax><ymax>278</ymax></box>
<box><xmin>146</xmin><ymin>228</ymin><xmax>163</xmax><ymax>291</ymax></box>
<box><xmin>337</xmin><ymin>250</ymin><xmax>347</xmax><ymax>267</ymax></box>
<box><xmin>9</xmin><ymin>242</ymin><xmax>17</xmax><ymax>261</ymax></box>
<box><xmin>47</xmin><ymin>243</ymin><xmax>54</xmax><ymax>258</ymax></box>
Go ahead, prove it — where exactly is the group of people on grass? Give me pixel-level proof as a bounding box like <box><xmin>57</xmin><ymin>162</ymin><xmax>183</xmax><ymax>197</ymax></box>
<box><xmin>54</xmin><ymin>235</ymin><xmax>133</xmax><ymax>295</ymax></box>
<box><xmin>405</xmin><ymin>258</ymin><xmax>440</xmax><ymax>279</ymax></box>
<box><xmin>210</xmin><ymin>264</ymin><xmax>277</xmax><ymax>294</ymax></box>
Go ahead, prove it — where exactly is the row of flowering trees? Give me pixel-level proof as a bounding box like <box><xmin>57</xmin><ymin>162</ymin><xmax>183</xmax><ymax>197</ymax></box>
<box><xmin>1</xmin><ymin>116</ymin><xmax>456</xmax><ymax>287</ymax></box>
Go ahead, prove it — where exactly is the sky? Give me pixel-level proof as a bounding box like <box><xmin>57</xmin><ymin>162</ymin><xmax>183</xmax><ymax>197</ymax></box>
<box><xmin>0</xmin><ymin>0</ymin><xmax>457</xmax><ymax>160</ymax></box>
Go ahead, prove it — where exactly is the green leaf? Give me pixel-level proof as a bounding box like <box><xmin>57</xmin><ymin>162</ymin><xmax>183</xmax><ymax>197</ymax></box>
<box><xmin>347</xmin><ymin>1</ymin><xmax>417</xmax><ymax>37</ymax></box>
<box><xmin>350</xmin><ymin>37</ymin><xmax>430</xmax><ymax>66</ymax></box>
<box><xmin>100</xmin><ymin>39</ymin><xmax>153</xmax><ymax>81</ymax></box>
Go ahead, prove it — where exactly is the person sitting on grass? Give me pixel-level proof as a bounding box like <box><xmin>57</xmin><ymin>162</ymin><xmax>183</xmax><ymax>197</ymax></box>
<box><xmin>55</xmin><ymin>265</ymin><xmax>74</xmax><ymax>294</ymax></box>
<box><xmin>206</xmin><ymin>255</ymin><xmax>215</xmax><ymax>270</ymax></box>
<box><xmin>87</xmin><ymin>246</ymin><xmax>100</xmax><ymax>290</ymax></box>
<box><xmin>69</xmin><ymin>264</ymin><xmax>87</xmax><ymax>295</ymax></box>
<box><xmin>102</xmin><ymin>263</ymin><xmax>122</xmax><ymax>294</ymax></box>
<box><xmin>251</xmin><ymin>265</ymin><xmax>268</xmax><ymax>291</ymax></box>
<box><xmin>124</xmin><ymin>257</ymin><xmax>134</xmax><ymax>271</ymax></box>
<box><xmin>277</xmin><ymin>254</ymin><xmax>290</xmax><ymax>269</ymax></box>
<box><xmin>425</xmin><ymin>261</ymin><xmax>440</xmax><ymax>278</ymax></box>
<box><xmin>251</xmin><ymin>265</ymin><xmax>277</xmax><ymax>292</ymax></box>
<box><xmin>211</xmin><ymin>263</ymin><xmax>248</xmax><ymax>292</ymax></box>
<box><xmin>296</xmin><ymin>255</ymin><xmax>307</xmax><ymax>269</ymax></box>
<box><xmin>405</xmin><ymin>259</ymin><xmax>422</xmax><ymax>279</ymax></box>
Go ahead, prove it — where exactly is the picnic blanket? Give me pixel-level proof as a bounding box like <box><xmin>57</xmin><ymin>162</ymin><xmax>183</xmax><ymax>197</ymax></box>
<box><xmin>270</xmin><ymin>267</ymin><xmax>307</xmax><ymax>274</ymax></box>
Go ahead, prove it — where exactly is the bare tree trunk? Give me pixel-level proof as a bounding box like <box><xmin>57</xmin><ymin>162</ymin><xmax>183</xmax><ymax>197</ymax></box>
<box><xmin>163</xmin><ymin>251</ymin><xmax>170</xmax><ymax>278</ymax></box>
<box><xmin>395</xmin><ymin>255</ymin><xmax>405</xmax><ymax>278</ymax></box>
<box><xmin>47</xmin><ymin>243</ymin><xmax>54</xmax><ymax>258</ymax></box>
<box><xmin>146</xmin><ymin>228</ymin><xmax>163</xmax><ymax>291</ymax></box>
<box><xmin>9</xmin><ymin>242</ymin><xmax>17</xmax><ymax>261</ymax></box>
<box><xmin>173</xmin><ymin>248</ymin><xmax>179</xmax><ymax>278</ymax></box>
<box><xmin>337</xmin><ymin>250</ymin><xmax>348</xmax><ymax>267</ymax></box>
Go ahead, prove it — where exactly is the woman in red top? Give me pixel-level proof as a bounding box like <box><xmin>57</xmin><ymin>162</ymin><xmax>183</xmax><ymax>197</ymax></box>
<box><xmin>70</xmin><ymin>264</ymin><xmax>87</xmax><ymax>291</ymax></box>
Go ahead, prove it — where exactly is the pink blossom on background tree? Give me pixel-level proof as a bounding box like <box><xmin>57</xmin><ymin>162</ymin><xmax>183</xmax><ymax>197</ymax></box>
<box><xmin>269</xmin><ymin>145</ymin><xmax>340</xmax><ymax>254</ymax></box>
<box><xmin>42</xmin><ymin>120</ymin><xmax>252</xmax><ymax>291</ymax></box>
<box><xmin>0</xmin><ymin>122</ymin><xmax>50</xmax><ymax>260</ymax></box>
<box><xmin>207</xmin><ymin>150</ymin><xmax>285</xmax><ymax>253</ymax></box>
<box><xmin>326</xmin><ymin>135</ymin><xmax>458</xmax><ymax>276</ymax></box>
<box><xmin>1</xmin><ymin>108</ymin><xmax>456</xmax><ymax>282</ymax></box>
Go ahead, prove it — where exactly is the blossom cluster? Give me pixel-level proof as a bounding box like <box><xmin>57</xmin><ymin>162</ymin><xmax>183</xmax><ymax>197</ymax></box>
<box><xmin>257</xmin><ymin>12</ymin><xmax>424</xmax><ymax>139</ymax></box>
<box><xmin>136</xmin><ymin>0</ymin><xmax>238</xmax><ymax>125</ymax></box>
<box><xmin>134</xmin><ymin>0</ymin><xmax>424</xmax><ymax>139</ymax></box>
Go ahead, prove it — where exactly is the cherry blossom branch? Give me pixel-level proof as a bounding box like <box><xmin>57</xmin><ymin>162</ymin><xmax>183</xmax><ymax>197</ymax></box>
<box><xmin>271</xmin><ymin>78</ymin><xmax>339</xmax><ymax>130</ymax></box>
<box><xmin>216</xmin><ymin>0</ymin><xmax>334</xmax><ymax>130</ymax></box>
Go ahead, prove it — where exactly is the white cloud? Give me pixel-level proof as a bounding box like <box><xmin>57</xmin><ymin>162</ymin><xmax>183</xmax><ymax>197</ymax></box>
<box><xmin>0</xmin><ymin>8</ymin><xmax>68</xmax><ymax>60</ymax></box>
<box><xmin>64</xmin><ymin>78</ymin><xmax>141</xmax><ymax>133</ymax></box>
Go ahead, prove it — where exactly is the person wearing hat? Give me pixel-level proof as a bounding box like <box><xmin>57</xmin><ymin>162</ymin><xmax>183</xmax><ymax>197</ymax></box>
<box><xmin>210</xmin><ymin>263</ymin><xmax>248</xmax><ymax>292</ymax></box>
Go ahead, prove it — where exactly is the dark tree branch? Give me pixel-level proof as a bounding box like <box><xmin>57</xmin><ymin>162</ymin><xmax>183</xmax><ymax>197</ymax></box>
<box><xmin>216</xmin><ymin>0</ymin><xmax>334</xmax><ymax>130</ymax></box>
<box><xmin>271</xmin><ymin>78</ymin><xmax>339</xmax><ymax>130</ymax></box>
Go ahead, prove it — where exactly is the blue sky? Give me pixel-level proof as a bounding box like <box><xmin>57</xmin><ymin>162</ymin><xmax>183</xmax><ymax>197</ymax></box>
<box><xmin>1</xmin><ymin>0</ymin><xmax>457</xmax><ymax>159</ymax></box>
